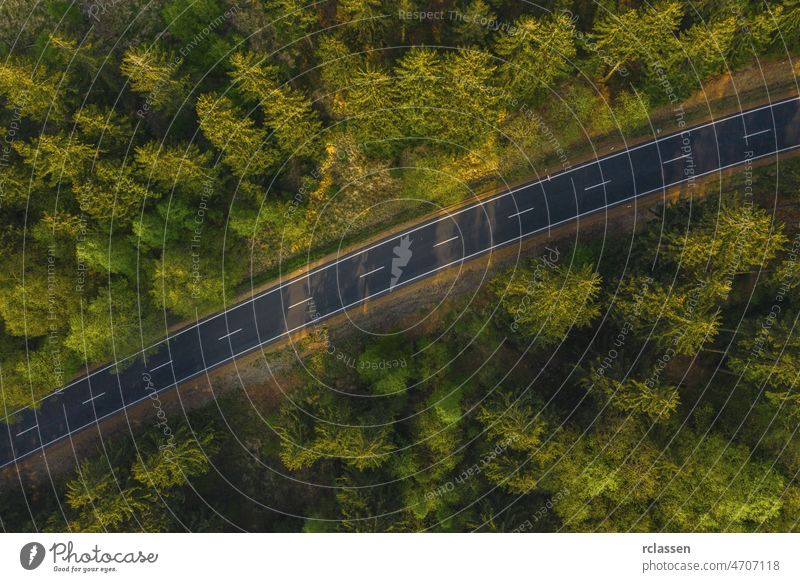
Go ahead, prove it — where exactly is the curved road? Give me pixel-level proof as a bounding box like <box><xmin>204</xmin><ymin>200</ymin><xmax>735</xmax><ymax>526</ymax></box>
<box><xmin>2</xmin><ymin>96</ymin><xmax>800</xmax><ymax>470</ymax></box>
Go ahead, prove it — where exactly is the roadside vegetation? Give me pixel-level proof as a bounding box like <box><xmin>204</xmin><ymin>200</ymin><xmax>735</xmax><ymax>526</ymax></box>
<box><xmin>5</xmin><ymin>156</ymin><xmax>800</xmax><ymax>532</ymax></box>
<box><xmin>0</xmin><ymin>0</ymin><xmax>798</xmax><ymax>412</ymax></box>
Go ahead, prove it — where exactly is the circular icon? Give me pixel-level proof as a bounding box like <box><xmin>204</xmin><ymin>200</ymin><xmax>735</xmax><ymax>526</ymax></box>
<box><xmin>19</xmin><ymin>542</ymin><xmax>46</xmax><ymax>570</ymax></box>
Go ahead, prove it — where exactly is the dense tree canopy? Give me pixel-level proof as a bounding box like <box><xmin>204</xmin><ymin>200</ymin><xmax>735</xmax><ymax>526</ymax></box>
<box><xmin>1</xmin><ymin>0</ymin><xmax>798</xmax><ymax>536</ymax></box>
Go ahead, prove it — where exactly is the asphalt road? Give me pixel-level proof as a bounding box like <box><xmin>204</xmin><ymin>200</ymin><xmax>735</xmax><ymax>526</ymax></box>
<box><xmin>2</xmin><ymin>96</ymin><xmax>800</xmax><ymax>470</ymax></box>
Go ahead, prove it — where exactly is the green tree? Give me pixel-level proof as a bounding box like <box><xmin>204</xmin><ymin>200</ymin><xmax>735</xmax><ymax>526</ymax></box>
<box><xmin>612</xmin><ymin>90</ymin><xmax>650</xmax><ymax>134</ymax></box>
<box><xmin>592</xmin><ymin>374</ymin><xmax>680</xmax><ymax>420</ymax></box>
<box><xmin>657</xmin><ymin>434</ymin><xmax>784</xmax><ymax>531</ymax></box>
<box><xmin>729</xmin><ymin>315</ymin><xmax>800</xmax><ymax>418</ymax></box>
<box><xmin>229</xmin><ymin>52</ymin><xmax>322</xmax><ymax>161</ymax></box>
<box><xmin>0</xmin><ymin>163</ymin><xmax>33</xmax><ymax>212</ymax></box>
<box><xmin>398</xmin><ymin>397</ymin><xmax>466</xmax><ymax>521</ymax></box>
<box><xmin>357</xmin><ymin>337</ymin><xmax>413</xmax><ymax>396</ymax></box>
<box><xmin>312</xmin><ymin>422</ymin><xmax>395</xmax><ymax>470</ymax></box>
<box><xmin>132</xmin><ymin>198</ymin><xmax>214</xmax><ymax>252</ymax></box>
<box><xmin>547</xmin><ymin>420</ymin><xmax>665</xmax><ymax>532</ymax></box>
<box><xmin>680</xmin><ymin>18</ymin><xmax>738</xmax><ymax>82</ymax></box>
<box><xmin>336</xmin><ymin>0</ymin><xmax>387</xmax><ymax>47</ymax></box>
<box><xmin>394</xmin><ymin>47</ymin><xmax>498</xmax><ymax>147</ymax></box>
<box><xmin>75</xmin><ymin>231</ymin><xmax>139</xmax><ymax>279</ymax></box>
<box><xmin>1</xmin><ymin>346</ymin><xmax>80</xmax><ymax>411</ymax></box>
<box><xmin>495</xmin><ymin>14</ymin><xmax>576</xmax><ymax>100</ymax></box>
<box><xmin>440</xmin><ymin>49</ymin><xmax>498</xmax><ymax>145</ymax></box>
<box><xmin>54</xmin><ymin>427</ymin><xmax>217</xmax><ymax>532</ymax></box>
<box><xmin>134</xmin><ymin>142</ymin><xmax>216</xmax><ymax>195</ymax></box>
<box><xmin>72</xmin><ymin>160</ymin><xmax>158</xmax><ymax>224</ymax></box>
<box><xmin>728</xmin><ymin>5</ymin><xmax>784</xmax><ymax>66</ymax></box>
<box><xmin>395</xmin><ymin>48</ymin><xmax>446</xmax><ymax>139</ymax></box>
<box><xmin>771</xmin><ymin>252</ymin><xmax>800</xmax><ymax>292</ymax></box>
<box><xmin>477</xmin><ymin>391</ymin><xmax>544</xmax><ymax>451</ymax></box>
<box><xmin>341</xmin><ymin>63</ymin><xmax>401</xmax><ymax>146</ymax></box>
<box><xmin>778</xmin><ymin>0</ymin><xmax>800</xmax><ymax>50</ymax></box>
<box><xmin>614</xmin><ymin>276</ymin><xmax>723</xmax><ymax>356</ymax></box>
<box><xmin>453</xmin><ymin>0</ymin><xmax>495</xmax><ymax>46</ymax></box>
<box><xmin>120</xmin><ymin>45</ymin><xmax>185</xmax><ymax>111</ymax></box>
<box><xmin>196</xmin><ymin>93</ymin><xmax>278</xmax><ymax>179</ymax></box>
<box><xmin>0</xmin><ymin>0</ymin><xmax>50</xmax><ymax>53</ymax></box>
<box><xmin>65</xmin><ymin>281</ymin><xmax>157</xmax><ymax>365</ymax></box>
<box><xmin>0</xmin><ymin>57</ymin><xmax>66</xmax><ymax>120</ymax></box>
<box><xmin>63</xmin><ymin>457</ymin><xmax>146</xmax><ymax>532</ymax></box>
<box><xmin>315</xmin><ymin>35</ymin><xmax>362</xmax><ymax>115</ymax></box>
<box><xmin>591</xmin><ymin>2</ymin><xmax>683</xmax><ymax>83</ymax></box>
<box><xmin>149</xmin><ymin>247</ymin><xmax>239</xmax><ymax>319</ymax></box>
<box><xmin>73</xmin><ymin>105</ymin><xmax>133</xmax><ymax>149</ymax></box>
<box><xmin>13</xmin><ymin>133</ymin><xmax>94</xmax><ymax>187</ymax></box>
<box><xmin>161</xmin><ymin>0</ymin><xmax>238</xmax><ymax>70</ymax></box>
<box><xmin>335</xmin><ymin>470</ymin><xmax>403</xmax><ymax>532</ymax></box>
<box><xmin>497</xmin><ymin>262</ymin><xmax>601</xmax><ymax>346</ymax></box>
<box><xmin>480</xmin><ymin>433</ymin><xmax>555</xmax><ymax>496</ymax></box>
<box><xmin>46</xmin><ymin>34</ymin><xmax>102</xmax><ymax>82</ymax></box>
<box><xmin>262</xmin><ymin>0</ymin><xmax>319</xmax><ymax>56</ymax></box>
<box><xmin>0</xmin><ymin>254</ymin><xmax>77</xmax><ymax>338</ymax></box>
<box><xmin>275</xmin><ymin>401</ymin><xmax>395</xmax><ymax>471</ymax></box>
<box><xmin>132</xmin><ymin>430</ymin><xmax>216</xmax><ymax>491</ymax></box>
<box><xmin>274</xmin><ymin>405</ymin><xmax>320</xmax><ymax>471</ymax></box>
<box><xmin>664</xmin><ymin>203</ymin><xmax>787</xmax><ymax>275</ymax></box>
<box><xmin>477</xmin><ymin>391</ymin><xmax>556</xmax><ymax>495</ymax></box>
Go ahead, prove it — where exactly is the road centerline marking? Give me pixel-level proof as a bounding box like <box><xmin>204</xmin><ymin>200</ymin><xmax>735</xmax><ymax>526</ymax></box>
<box><xmin>508</xmin><ymin>207</ymin><xmax>535</xmax><ymax>219</ymax></box>
<box><xmin>150</xmin><ymin>360</ymin><xmax>172</xmax><ymax>371</ymax></box>
<box><xmin>433</xmin><ymin>236</ymin><xmax>459</xmax><ymax>247</ymax></box>
<box><xmin>82</xmin><ymin>392</ymin><xmax>106</xmax><ymax>405</ymax></box>
<box><xmin>584</xmin><ymin>179</ymin><xmax>611</xmax><ymax>191</ymax></box>
<box><xmin>662</xmin><ymin>153</ymin><xmax>690</xmax><ymax>163</ymax></box>
<box><xmin>743</xmin><ymin>128</ymin><xmax>772</xmax><ymax>139</ymax></box>
<box><xmin>218</xmin><ymin>328</ymin><xmax>242</xmax><ymax>341</ymax></box>
<box><xmin>288</xmin><ymin>297</ymin><xmax>312</xmax><ymax>309</ymax></box>
<box><xmin>359</xmin><ymin>266</ymin><xmax>385</xmax><ymax>279</ymax></box>
<box><xmin>16</xmin><ymin>425</ymin><xmax>37</xmax><ymax>437</ymax></box>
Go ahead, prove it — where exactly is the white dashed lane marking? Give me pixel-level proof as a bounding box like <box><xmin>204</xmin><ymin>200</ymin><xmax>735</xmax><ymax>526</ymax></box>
<box><xmin>81</xmin><ymin>392</ymin><xmax>105</xmax><ymax>405</ymax></box>
<box><xmin>743</xmin><ymin>128</ymin><xmax>772</xmax><ymax>140</ymax></box>
<box><xmin>217</xmin><ymin>328</ymin><xmax>242</xmax><ymax>341</ymax></box>
<box><xmin>16</xmin><ymin>425</ymin><xmax>37</xmax><ymax>437</ymax></box>
<box><xmin>150</xmin><ymin>360</ymin><xmax>172</xmax><ymax>371</ymax></box>
<box><xmin>288</xmin><ymin>297</ymin><xmax>313</xmax><ymax>309</ymax></box>
<box><xmin>662</xmin><ymin>153</ymin><xmax>691</xmax><ymax>164</ymax></box>
<box><xmin>508</xmin><ymin>207</ymin><xmax>535</xmax><ymax>219</ymax></box>
<box><xmin>433</xmin><ymin>236</ymin><xmax>459</xmax><ymax>247</ymax></box>
<box><xmin>359</xmin><ymin>266</ymin><xmax>385</xmax><ymax>279</ymax></box>
<box><xmin>584</xmin><ymin>179</ymin><xmax>612</xmax><ymax>191</ymax></box>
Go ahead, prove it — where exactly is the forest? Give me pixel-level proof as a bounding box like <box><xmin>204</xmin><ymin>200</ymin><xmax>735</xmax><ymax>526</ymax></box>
<box><xmin>6</xmin><ymin>158</ymin><xmax>800</xmax><ymax>532</ymax></box>
<box><xmin>1</xmin><ymin>0</ymin><xmax>799</xmax><ymax>532</ymax></box>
